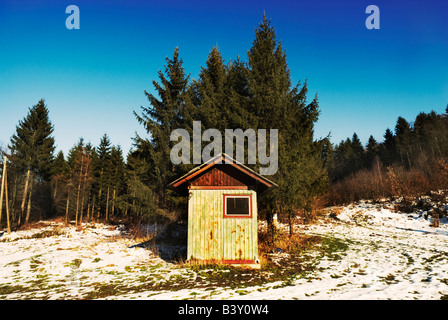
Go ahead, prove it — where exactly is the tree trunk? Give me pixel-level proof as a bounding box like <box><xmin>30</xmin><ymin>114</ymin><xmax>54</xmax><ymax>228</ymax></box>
<box><xmin>105</xmin><ymin>185</ymin><xmax>110</xmax><ymax>221</ymax></box>
<box><xmin>4</xmin><ymin>166</ymin><xmax>11</xmax><ymax>234</ymax></box>
<box><xmin>91</xmin><ymin>195</ymin><xmax>95</xmax><ymax>222</ymax></box>
<box><xmin>65</xmin><ymin>192</ymin><xmax>70</xmax><ymax>224</ymax></box>
<box><xmin>20</xmin><ymin>169</ymin><xmax>31</xmax><ymax>225</ymax></box>
<box><xmin>80</xmin><ymin>160</ymin><xmax>90</xmax><ymax>224</ymax></box>
<box><xmin>80</xmin><ymin>191</ymin><xmax>84</xmax><ymax>225</ymax></box>
<box><xmin>11</xmin><ymin>175</ymin><xmax>18</xmax><ymax>224</ymax></box>
<box><xmin>97</xmin><ymin>186</ymin><xmax>102</xmax><ymax>220</ymax></box>
<box><xmin>97</xmin><ymin>167</ymin><xmax>103</xmax><ymax>220</ymax></box>
<box><xmin>0</xmin><ymin>156</ymin><xmax>6</xmax><ymax>224</ymax></box>
<box><xmin>75</xmin><ymin>155</ymin><xmax>84</xmax><ymax>226</ymax></box>
<box><xmin>52</xmin><ymin>177</ymin><xmax>59</xmax><ymax>201</ymax></box>
<box><xmin>86</xmin><ymin>203</ymin><xmax>90</xmax><ymax>221</ymax></box>
<box><xmin>24</xmin><ymin>174</ymin><xmax>33</xmax><ymax>224</ymax></box>
<box><xmin>75</xmin><ymin>179</ymin><xmax>81</xmax><ymax>226</ymax></box>
<box><xmin>111</xmin><ymin>187</ymin><xmax>116</xmax><ymax>218</ymax></box>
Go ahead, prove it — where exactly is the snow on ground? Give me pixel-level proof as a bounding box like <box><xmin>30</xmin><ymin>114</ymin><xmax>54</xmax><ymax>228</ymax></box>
<box><xmin>1</xmin><ymin>199</ymin><xmax>448</xmax><ymax>300</ymax></box>
<box><xmin>241</xmin><ymin>201</ymin><xmax>448</xmax><ymax>300</ymax></box>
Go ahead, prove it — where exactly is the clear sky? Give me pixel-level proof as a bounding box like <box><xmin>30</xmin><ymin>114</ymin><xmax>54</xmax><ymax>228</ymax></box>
<box><xmin>0</xmin><ymin>0</ymin><xmax>447</xmax><ymax>157</ymax></box>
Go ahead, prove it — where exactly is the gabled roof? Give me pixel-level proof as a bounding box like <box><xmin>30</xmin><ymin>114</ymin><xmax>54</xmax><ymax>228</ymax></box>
<box><xmin>168</xmin><ymin>153</ymin><xmax>277</xmax><ymax>192</ymax></box>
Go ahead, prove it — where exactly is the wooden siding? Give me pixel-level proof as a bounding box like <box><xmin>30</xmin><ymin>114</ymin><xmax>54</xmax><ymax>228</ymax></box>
<box><xmin>187</xmin><ymin>189</ymin><xmax>258</xmax><ymax>262</ymax></box>
<box><xmin>189</xmin><ymin>167</ymin><xmax>246</xmax><ymax>187</ymax></box>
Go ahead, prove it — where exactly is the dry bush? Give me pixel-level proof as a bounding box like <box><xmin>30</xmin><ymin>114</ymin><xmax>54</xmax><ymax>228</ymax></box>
<box><xmin>258</xmin><ymin>227</ymin><xmax>320</xmax><ymax>255</ymax></box>
<box><xmin>406</xmin><ymin>170</ymin><xmax>430</xmax><ymax>196</ymax></box>
<box><xmin>386</xmin><ymin>166</ymin><xmax>430</xmax><ymax>199</ymax></box>
<box><xmin>327</xmin><ymin>162</ymin><xmax>438</xmax><ymax>206</ymax></box>
<box><xmin>326</xmin><ymin>167</ymin><xmax>390</xmax><ymax>205</ymax></box>
<box><xmin>429</xmin><ymin>158</ymin><xmax>448</xmax><ymax>191</ymax></box>
<box><xmin>292</xmin><ymin>196</ymin><xmax>327</xmax><ymax>224</ymax></box>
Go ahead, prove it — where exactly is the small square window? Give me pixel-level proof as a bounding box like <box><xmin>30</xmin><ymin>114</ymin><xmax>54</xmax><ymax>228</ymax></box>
<box><xmin>224</xmin><ymin>195</ymin><xmax>252</xmax><ymax>218</ymax></box>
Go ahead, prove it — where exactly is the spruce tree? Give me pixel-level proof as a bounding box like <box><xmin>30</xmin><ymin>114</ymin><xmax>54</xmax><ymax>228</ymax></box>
<box><xmin>395</xmin><ymin>117</ymin><xmax>412</xmax><ymax>168</ymax></box>
<box><xmin>92</xmin><ymin>134</ymin><xmax>112</xmax><ymax>220</ymax></box>
<box><xmin>334</xmin><ymin>138</ymin><xmax>354</xmax><ymax>179</ymax></box>
<box><xmin>247</xmin><ymin>15</ymin><xmax>327</xmax><ymax>231</ymax></box>
<box><xmin>350</xmin><ymin>133</ymin><xmax>364</xmax><ymax>171</ymax></box>
<box><xmin>50</xmin><ymin>150</ymin><xmax>69</xmax><ymax>216</ymax></box>
<box><xmin>319</xmin><ymin>137</ymin><xmax>335</xmax><ymax>180</ymax></box>
<box><xmin>365</xmin><ymin>135</ymin><xmax>379</xmax><ymax>168</ymax></box>
<box><xmin>192</xmin><ymin>46</ymin><xmax>228</xmax><ymax>130</ymax></box>
<box><xmin>247</xmin><ymin>14</ymin><xmax>291</xmax><ymax>130</ymax></box>
<box><xmin>225</xmin><ymin>56</ymin><xmax>253</xmax><ymax>129</ymax></box>
<box><xmin>380</xmin><ymin>128</ymin><xmax>396</xmax><ymax>166</ymax></box>
<box><xmin>9</xmin><ymin>99</ymin><xmax>55</xmax><ymax>180</ymax></box>
<box><xmin>66</xmin><ymin>138</ymin><xmax>93</xmax><ymax>225</ymax></box>
<box><xmin>134</xmin><ymin>47</ymin><xmax>190</xmax><ymax>209</ymax></box>
<box><xmin>119</xmin><ymin>149</ymin><xmax>159</xmax><ymax>222</ymax></box>
<box><xmin>9</xmin><ymin>99</ymin><xmax>55</xmax><ymax>224</ymax></box>
<box><xmin>109</xmin><ymin>145</ymin><xmax>125</xmax><ymax>218</ymax></box>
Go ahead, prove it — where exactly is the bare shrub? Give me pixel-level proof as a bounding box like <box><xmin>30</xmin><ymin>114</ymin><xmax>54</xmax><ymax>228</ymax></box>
<box><xmin>326</xmin><ymin>165</ymin><xmax>391</xmax><ymax>206</ymax></box>
<box><xmin>258</xmin><ymin>227</ymin><xmax>320</xmax><ymax>255</ymax></box>
<box><xmin>386</xmin><ymin>166</ymin><xmax>430</xmax><ymax>199</ymax></box>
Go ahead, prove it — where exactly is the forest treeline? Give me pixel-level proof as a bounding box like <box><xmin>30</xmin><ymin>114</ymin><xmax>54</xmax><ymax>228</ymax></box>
<box><xmin>0</xmin><ymin>15</ymin><xmax>447</xmax><ymax>231</ymax></box>
<box><xmin>325</xmin><ymin>108</ymin><xmax>448</xmax><ymax>205</ymax></box>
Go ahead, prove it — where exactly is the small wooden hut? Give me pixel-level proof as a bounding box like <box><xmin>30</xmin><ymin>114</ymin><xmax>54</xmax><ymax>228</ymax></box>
<box><xmin>169</xmin><ymin>153</ymin><xmax>276</xmax><ymax>268</ymax></box>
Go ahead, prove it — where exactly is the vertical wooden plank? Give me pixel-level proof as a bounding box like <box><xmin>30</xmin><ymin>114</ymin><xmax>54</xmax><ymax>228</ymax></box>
<box><xmin>218</xmin><ymin>190</ymin><xmax>223</xmax><ymax>260</ymax></box>
<box><xmin>201</xmin><ymin>189</ymin><xmax>206</xmax><ymax>259</ymax></box>
<box><xmin>188</xmin><ymin>188</ymin><xmax>258</xmax><ymax>264</ymax></box>
<box><xmin>187</xmin><ymin>190</ymin><xmax>192</xmax><ymax>259</ymax></box>
<box><xmin>196</xmin><ymin>189</ymin><xmax>202</xmax><ymax>259</ymax></box>
<box><xmin>213</xmin><ymin>189</ymin><xmax>219</xmax><ymax>260</ymax></box>
<box><xmin>190</xmin><ymin>189</ymin><xmax>195</xmax><ymax>259</ymax></box>
<box><xmin>207</xmin><ymin>190</ymin><xmax>212</xmax><ymax>260</ymax></box>
<box><xmin>200</xmin><ymin>189</ymin><xmax>205</xmax><ymax>259</ymax></box>
<box><xmin>202</xmin><ymin>189</ymin><xmax>206</xmax><ymax>259</ymax></box>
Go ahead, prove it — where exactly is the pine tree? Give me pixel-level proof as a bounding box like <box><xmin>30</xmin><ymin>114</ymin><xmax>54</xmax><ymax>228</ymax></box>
<box><xmin>247</xmin><ymin>14</ymin><xmax>291</xmax><ymax>130</ymax></box>
<box><xmin>380</xmin><ymin>128</ymin><xmax>396</xmax><ymax>166</ymax></box>
<box><xmin>365</xmin><ymin>135</ymin><xmax>379</xmax><ymax>168</ymax></box>
<box><xmin>50</xmin><ymin>150</ymin><xmax>69</xmax><ymax>216</ymax></box>
<box><xmin>319</xmin><ymin>137</ymin><xmax>335</xmax><ymax>179</ymax></box>
<box><xmin>9</xmin><ymin>99</ymin><xmax>55</xmax><ymax>224</ymax></box>
<box><xmin>93</xmin><ymin>134</ymin><xmax>112</xmax><ymax>220</ymax></box>
<box><xmin>247</xmin><ymin>15</ymin><xmax>327</xmax><ymax>232</ymax></box>
<box><xmin>67</xmin><ymin>138</ymin><xmax>93</xmax><ymax>225</ymax></box>
<box><xmin>225</xmin><ymin>56</ymin><xmax>252</xmax><ymax>129</ymax></box>
<box><xmin>395</xmin><ymin>117</ymin><xmax>412</xmax><ymax>168</ymax></box>
<box><xmin>350</xmin><ymin>133</ymin><xmax>364</xmax><ymax>171</ymax></box>
<box><xmin>192</xmin><ymin>46</ymin><xmax>228</xmax><ymax>130</ymax></box>
<box><xmin>334</xmin><ymin>138</ymin><xmax>354</xmax><ymax>179</ymax></box>
<box><xmin>109</xmin><ymin>145</ymin><xmax>125</xmax><ymax>219</ymax></box>
<box><xmin>134</xmin><ymin>47</ymin><xmax>190</xmax><ymax>210</ymax></box>
<box><xmin>118</xmin><ymin>149</ymin><xmax>159</xmax><ymax>222</ymax></box>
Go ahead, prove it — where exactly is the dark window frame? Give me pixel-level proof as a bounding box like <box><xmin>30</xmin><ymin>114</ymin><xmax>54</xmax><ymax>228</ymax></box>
<box><xmin>223</xmin><ymin>194</ymin><xmax>253</xmax><ymax>218</ymax></box>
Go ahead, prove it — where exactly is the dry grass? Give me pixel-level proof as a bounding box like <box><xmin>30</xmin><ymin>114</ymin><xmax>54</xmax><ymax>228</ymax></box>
<box><xmin>258</xmin><ymin>227</ymin><xmax>321</xmax><ymax>255</ymax></box>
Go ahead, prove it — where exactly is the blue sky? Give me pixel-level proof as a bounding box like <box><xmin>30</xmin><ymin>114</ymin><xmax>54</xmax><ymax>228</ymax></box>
<box><xmin>0</xmin><ymin>0</ymin><xmax>447</xmax><ymax>156</ymax></box>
